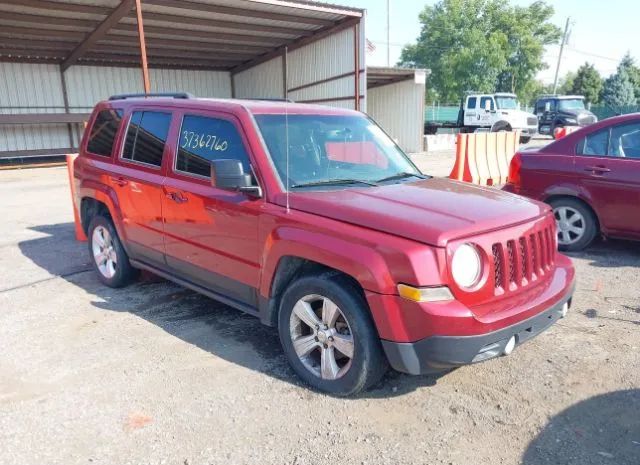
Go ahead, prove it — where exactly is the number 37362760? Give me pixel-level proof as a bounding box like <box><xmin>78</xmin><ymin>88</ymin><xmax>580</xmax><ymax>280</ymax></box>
<box><xmin>181</xmin><ymin>131</ymin><xmax>229</xmax><ymax>152</ymax></box>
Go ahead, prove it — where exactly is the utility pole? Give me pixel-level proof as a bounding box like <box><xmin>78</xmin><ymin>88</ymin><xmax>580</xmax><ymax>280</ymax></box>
<box><xmin>553</xmin><ymin>16</ymin><xmax>571</xmax><ymax>94</ymax></box>
<box><xmin>386</xmin><ymin>0</ymin><xmax>390</xmax><ymax>67</ymax></box>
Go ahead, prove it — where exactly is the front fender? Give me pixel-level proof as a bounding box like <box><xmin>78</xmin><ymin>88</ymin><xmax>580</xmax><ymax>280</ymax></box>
<box><xmin>259</xmin><ymin>226</ymin><xmax>395</xmax><ymax>297</ymax></box>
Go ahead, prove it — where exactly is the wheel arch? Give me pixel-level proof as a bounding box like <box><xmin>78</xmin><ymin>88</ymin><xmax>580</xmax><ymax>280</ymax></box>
<box><xmin>545</xmin><ymin>194</ymin><xmax>601</xmax><ymax>233</ymax></box>
<box><xmin>491</xmin><ymin>120</ymin><xmax>512</xmax><ymax>132</ymax></box>
<box><xmin>260</xmin><ymin>255</ymin><xmax>369</xmax><ymax>327</ymax></box>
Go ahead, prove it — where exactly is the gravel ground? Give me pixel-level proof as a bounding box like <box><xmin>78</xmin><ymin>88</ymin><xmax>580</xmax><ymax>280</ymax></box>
<box><xmin>1</xmin><ymin>163</ymin><xmax>638</xmax><ymax>465</ymax></box>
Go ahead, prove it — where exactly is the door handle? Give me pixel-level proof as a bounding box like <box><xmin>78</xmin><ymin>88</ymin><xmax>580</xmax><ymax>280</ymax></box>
<box><xmin>110</xmin><ymin>176</ymin><xmax>128</xmax><ymax>186</ymax></box>
<box><xmin>165</xmin><ymin>191</ymin><xmax>188</xmax><ymax>203</ymax></box>
<box><xmin>584</xmin><ymin>165</ymin><xmax>611</xmax><ymax>173</ymax></box>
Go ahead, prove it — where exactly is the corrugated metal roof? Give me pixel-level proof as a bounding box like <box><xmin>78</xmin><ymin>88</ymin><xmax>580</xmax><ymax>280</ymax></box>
<box><xmin>0</xmin><ymin>0</ymin><xmax>363</xmax><ymax>71</ymax></box>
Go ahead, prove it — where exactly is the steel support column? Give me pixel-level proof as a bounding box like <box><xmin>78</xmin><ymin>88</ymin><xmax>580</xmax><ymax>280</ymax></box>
<box><xmin>134</xmin><ymin>0</ymin><xmax>151</xmax><ymax>93</ymax></box>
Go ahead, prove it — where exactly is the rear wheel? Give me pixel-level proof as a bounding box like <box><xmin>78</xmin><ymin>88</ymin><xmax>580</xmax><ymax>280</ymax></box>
<box><xmin>549</xmin><ymin>198</ymin><xmax>598</xmax><ymax>251</ymax></box>
<box><xmin>278</xmin><ymin>274</ymin><xmax>387</xmax><ymax>396</ymax></box>
<box><xmin>88</xmin><ymin>215</ymin><xmax>138</xmax><ymax>287</ymax></box>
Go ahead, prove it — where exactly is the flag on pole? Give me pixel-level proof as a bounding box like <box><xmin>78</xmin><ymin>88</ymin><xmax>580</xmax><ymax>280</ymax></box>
<box><xmin>366</xmin><ymin>38</ymin><xmax>376</xmax><ymax>54</ymax></box>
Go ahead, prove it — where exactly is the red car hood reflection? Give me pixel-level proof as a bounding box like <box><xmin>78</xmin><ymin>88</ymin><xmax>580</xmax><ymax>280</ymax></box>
<box><xmin>278</xmin><ymin>178</ymin><xmax>550</xmax><ymax>247</ymax></box>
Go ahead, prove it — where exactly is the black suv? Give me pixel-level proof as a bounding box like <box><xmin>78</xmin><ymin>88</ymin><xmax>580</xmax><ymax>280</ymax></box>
<box><xmin>535</xmin><ymin>95</ymin><xmax>597</xmax><ymax>138</ymax></box>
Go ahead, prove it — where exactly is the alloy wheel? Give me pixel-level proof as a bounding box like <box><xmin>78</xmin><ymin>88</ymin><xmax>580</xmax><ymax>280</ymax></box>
<box><xmin>92</xmin><ymin>225</ymin><xmax>117</xmax><ymax>279</ymax></box>
<box><xmin>289</xmin><ymin>294</ymin><xmax>355</xmax><ymax>380</ymax></box>
<box><xmin>554</xmin><ymin>206</ymin><xmax>586</xmax><ymax>246</ymax></box>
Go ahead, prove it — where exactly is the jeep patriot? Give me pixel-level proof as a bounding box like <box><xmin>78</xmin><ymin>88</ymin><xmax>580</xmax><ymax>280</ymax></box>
<box><xmin>72</xmin><ymin>93</ymin><xmax>575</xmax><ymax>395</ymax></box>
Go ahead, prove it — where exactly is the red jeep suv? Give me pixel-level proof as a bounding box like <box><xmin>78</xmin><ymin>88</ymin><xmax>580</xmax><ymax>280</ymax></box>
<box><xmin>71</xmin><ymin>94</ymin><xmax>575</xmax><ymax>395</ymax></box>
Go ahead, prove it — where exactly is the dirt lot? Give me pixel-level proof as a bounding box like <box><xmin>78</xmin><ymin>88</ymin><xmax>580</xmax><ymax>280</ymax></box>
<box><xmin>1</xmin><ymin>162</ymin><xmax>639</xmax><ymax>465</ymax></box>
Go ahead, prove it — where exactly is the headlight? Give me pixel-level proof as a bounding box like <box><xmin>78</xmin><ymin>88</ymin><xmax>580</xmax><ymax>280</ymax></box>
<box><xmin>564</xmin><ymin>117</ymin><xmax>577</xmax><ymax>124</ymax></box>
<box><xmin>451</xmin><ymin>243</ymin><xmax>482</xmax><ymax>288</ymax></box>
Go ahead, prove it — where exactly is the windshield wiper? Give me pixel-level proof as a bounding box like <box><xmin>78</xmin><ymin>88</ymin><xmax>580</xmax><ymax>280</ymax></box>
<box><xmin>290</xmin><ymin>178</ymin><xmax>379</xmax><ymax>188</ymax></box>
<box><xmin>375</xmin><ymin>172</ymin><xmax>427</xmax><ymax>183</ymax></box>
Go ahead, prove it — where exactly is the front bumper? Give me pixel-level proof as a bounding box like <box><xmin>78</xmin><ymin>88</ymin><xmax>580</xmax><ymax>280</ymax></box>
<box><xmin>381</xmin><ymin>281</ymin><xmax>574</xmax><ymax>375</ymax></box>
<box><xmin>517</xmin><ymin>127</ymin><xmax>538</xmax><ymax>136</ymax></box>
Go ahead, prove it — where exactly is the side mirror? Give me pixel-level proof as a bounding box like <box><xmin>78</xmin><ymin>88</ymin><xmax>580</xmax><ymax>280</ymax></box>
<box><xmin>544</xmin><ymin>102</ymin><xmax>551</xmax><ymax>112</ymax></box>
<box><xmin>210</xmin><ymin>159</ymin><xmax>262</xmax><ymax>198</ymax></box>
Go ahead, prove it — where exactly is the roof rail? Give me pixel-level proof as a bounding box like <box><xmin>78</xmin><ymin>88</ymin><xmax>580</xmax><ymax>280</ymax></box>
<box><xmin>245</xmin><ymin>97</ymin><xmax>295</xmax><ymax>102</ymax></box>
<box><xmin>108</xmin><ymin>92</ymin><xmax>193</xmax><ymax>100</ymax></box>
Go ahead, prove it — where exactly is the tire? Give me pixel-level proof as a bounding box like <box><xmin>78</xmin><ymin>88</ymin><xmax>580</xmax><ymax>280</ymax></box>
<box><xmin>549</xmin><ymin>198</ymin><xmax>598</xmax><ymax>252</ymax></box>
<box><xmin>520</xmin><ymin>135</ymin><xmax>532</xmax><ymax>144</ymax></box>
<box><xmin>87</xmin><ymin>214</ymin><xmax>138</xmax><ymax>288</ymax></box>
<box><xmin>278</xmin><ymin>273</ymin><xmax>387</xmax><ymax>396</ymax></box>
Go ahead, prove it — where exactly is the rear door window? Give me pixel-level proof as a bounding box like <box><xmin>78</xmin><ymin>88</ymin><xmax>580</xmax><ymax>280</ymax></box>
<box><xmin>176</xmin><ymin>115</ymin><xmax>250</xmax><ymax>178</ymax></box>
<box><xmin>86</xmin><ymin>109</ymin><xmax>123</xmax><ymax>157</ymax></box>
<box><xmin>122</xmin><ymin>111</ymin><xmax>172</xmax><ymax>167</ymax></box>
<box><xmin>578</xmin><ymin>128</ymin><xmax>610</xmax><ymax>156</ymax></box>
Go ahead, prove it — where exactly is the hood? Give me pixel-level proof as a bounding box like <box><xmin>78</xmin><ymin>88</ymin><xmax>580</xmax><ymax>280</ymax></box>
<box><xmin>499</xmin><ymin>109</ymin><xmax>538</xmax><ymax>126</ymax></box>
<box><xmin>277</xmin><ymin>178</ymin><xmax>549</xmax><ymax>247</ymax></box>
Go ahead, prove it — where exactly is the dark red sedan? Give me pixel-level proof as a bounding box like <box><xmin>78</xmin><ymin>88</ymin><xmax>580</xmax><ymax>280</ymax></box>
<box><xmin>504</xmin><ymin>113</ymin><xmax>640</xmax><ymax>251</ymax></box>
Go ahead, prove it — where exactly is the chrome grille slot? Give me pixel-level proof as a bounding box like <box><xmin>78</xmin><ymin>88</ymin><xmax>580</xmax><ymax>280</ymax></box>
<box><xmin>491</xmin><ymin>222</ymin><xmax>555</xmax><ymax>295</ymax></box>
<box><xmin>506</xmin><ymin>240</ymin><xmax>516</xmax><ymax>284</ymax></box>
<box><xmin>493</xmin><ymin>244</ymin><xmax>504</xmax><ymax>289</ymax></box>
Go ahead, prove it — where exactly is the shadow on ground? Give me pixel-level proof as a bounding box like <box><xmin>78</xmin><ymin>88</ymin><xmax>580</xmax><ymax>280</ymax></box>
<box><xmin>522</xmin><ymin>389</ymin><xmax>640</xmax><ymax>465</ymax></box>
<box><xmin>18</xmin><ymin>222</ymin><xmax>443</xmax><ymax>398</ymax></box>
<box><xmin>565</xmin><ymin>237</ymin><xmax>640</xmax><ymax>268</ymax></box>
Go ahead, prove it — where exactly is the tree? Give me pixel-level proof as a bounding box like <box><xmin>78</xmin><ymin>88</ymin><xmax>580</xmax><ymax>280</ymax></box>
<box><xmin>570</xmin><ymin>63</ymin><xmax>603</xmax><ymax>104</ymax></box>
<box><xmin>617</xmin><ymin>52</ymin><xmax>640</xmax><ymax>101</ymax></box>
<box><xmin>602</xmin><ymin>68</ymin><xmax>637</xmax><ymax>111</ymax></box>
<box><xmin>399</xmin><ymin>0</ymin><xmax>561</xmax><ymax>103</ymax></box>
<box><xmin>558</xmin><ymin>71</ymin><xmax>576</xmax><ymax>95</ymax></box>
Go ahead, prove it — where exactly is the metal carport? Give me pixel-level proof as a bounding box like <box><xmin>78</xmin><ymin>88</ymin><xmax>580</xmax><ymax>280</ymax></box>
<box><xmin>0</xmin><ymin>0</ymin><xmax>365</xmax><ymax>162</ymax></box>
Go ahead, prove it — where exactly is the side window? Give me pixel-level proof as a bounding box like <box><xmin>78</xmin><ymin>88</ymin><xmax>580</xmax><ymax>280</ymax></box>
<box><xmin>466</xmin><ymin>97</ymin><xmax>477</xmax><ymax>109</ymax></box>
<box><xmin>578</xmin><ymin>128</ymin><xmax>610</xmax><ymax>156</ymax></box>
<box><xmin>480</xmin><ymin>96</ymin><xmax>495</xmax><ymax>111</ymax></box>
<box><xmin>122</xmin><ymin>111</ymin><xmax>172</xmax><ymax>167</ymax></box>
<box><xmin>610</xmin><ymin>122</ymin><xmax>640</xmax><ymax>158</ymax></box>
<box><xmin>176</xmin><ymin>115</ymin><xmax>250</xmax><ymax>178</ymax></box>
<box><xmin>86</xmin><ymin>109</ymin><xmax>123</xmax><ymax>157</ymax></box>
<box><xmin>535</xmin><ymin>100</ymin><xmax>546</xmax><ymax>114</ymax></box>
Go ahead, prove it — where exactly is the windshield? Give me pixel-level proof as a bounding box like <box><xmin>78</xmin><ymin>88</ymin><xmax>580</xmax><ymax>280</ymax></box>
<box><xmin>558</xmin><ymin>99</ymin><xmax>585</xmax><ymax>111</ymax></box>
<box><xmin>495</xmin><ymin>96</ymin><xmax>518</xmax><ymax>110</ymax></box>
<box><xmin>254</xmin><ymin>114</ymin><xmax>421</xmax><ymax>189</ymax></box>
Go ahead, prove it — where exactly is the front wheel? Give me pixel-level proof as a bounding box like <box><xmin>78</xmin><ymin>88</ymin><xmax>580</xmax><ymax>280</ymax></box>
<box><xmin>549</xmin><ymin>198</ymin><xmax>598</xmax><ymax>251</ymax></box>
<box><xmin>278</xmin><ymin>274</ymin><xmax>387</xmax><ymax>396</ymax></box>
<box><xmin>519</xmin><ymin>135</ymin><xmax>531</xmax><ymax>144</ymax></box>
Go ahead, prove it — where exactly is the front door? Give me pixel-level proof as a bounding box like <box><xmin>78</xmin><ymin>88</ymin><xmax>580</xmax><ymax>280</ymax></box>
<box><xmin>162</xmin><ymin>111</ymin><xmax>262</xmax><ymax>308</ymax></box>
<box><xmin>111</xmin><ymin>109</ymin><xmax>173</xmax><ymax>266</ymax></box>
<box><xmin>574</xmin><ymin>120</ymin><xmax>640</xmax><ymax>237</ymax></box>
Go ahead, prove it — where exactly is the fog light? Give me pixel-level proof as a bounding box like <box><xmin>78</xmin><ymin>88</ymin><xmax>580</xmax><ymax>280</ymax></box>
<box><xmin>560</xmin><ymin>302</ymin><xmax>569</xmax><ymax>318</ymax></box>
<box><xmin>503</xmin><ymin>336</ymin><xmax>516</xmax><ymax>355</ymax></box>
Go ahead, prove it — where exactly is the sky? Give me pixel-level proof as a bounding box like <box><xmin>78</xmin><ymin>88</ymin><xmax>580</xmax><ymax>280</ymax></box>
<box><xmin>337</xmin><ymin>0</ymin><xmax>640</xmax><ymax>83</ymax></box>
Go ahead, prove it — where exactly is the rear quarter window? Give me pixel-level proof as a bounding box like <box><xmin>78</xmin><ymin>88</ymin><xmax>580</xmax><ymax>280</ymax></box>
<box><xmin>86</xmin><ymin>109</ymin><xmax>123</xmax><ymax>157</ymax></box>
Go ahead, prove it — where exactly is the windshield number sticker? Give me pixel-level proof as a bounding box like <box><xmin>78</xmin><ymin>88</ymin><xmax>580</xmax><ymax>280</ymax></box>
<box><xmin>181</xmin><ymin>131</ymin><xmax>228</xmax><ymax>152</ymax></box>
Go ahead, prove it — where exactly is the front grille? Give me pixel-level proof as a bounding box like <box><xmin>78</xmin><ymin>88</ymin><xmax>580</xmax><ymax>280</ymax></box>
<box><xmin>492</xmin><ymin>224</ymin><xmax>556</xmax><ymax>293</ymax></box>
<box><xmin>527</xmin><ymin>116</ymin><xmax>538</xmax><ymax>126</ymax></box>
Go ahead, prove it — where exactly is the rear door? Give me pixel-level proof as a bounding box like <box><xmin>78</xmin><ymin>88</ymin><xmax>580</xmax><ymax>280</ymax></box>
<box><xmin>574</xmin><ymin>120</ymin><xmax>640</xmax><ymax>236</ymax></box>
<box><xmin>111</xmin><ymin>109</ymin><xmax>173</xmax><ymax>266</ymax></box>
<box><xmin>162</xmin><ymin>110</ymin><xmax>262</xmax><ymax>308</ymax></box>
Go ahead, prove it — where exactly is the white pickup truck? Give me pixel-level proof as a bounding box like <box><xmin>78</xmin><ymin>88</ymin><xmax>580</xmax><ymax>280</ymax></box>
<box><xmin>425</xmin><ymin>92</ymin><xmax>539</xmax><ymax>143</ymax></box>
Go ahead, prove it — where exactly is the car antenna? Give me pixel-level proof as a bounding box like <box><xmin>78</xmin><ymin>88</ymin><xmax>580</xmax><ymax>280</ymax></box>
<box><xmin>284</xmin><ymin>46</ymin><xmax>290</xmax><ymax>214</ymax></box>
